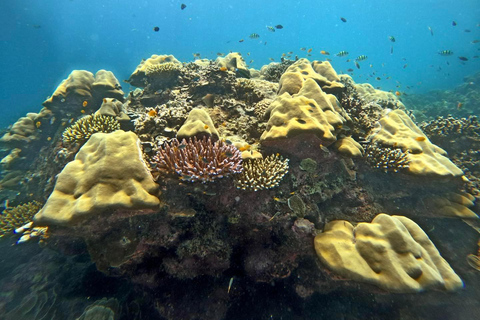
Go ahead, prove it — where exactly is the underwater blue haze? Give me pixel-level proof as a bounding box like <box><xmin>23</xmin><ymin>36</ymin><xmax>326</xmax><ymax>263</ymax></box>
<box><xmin>1</xmin><ymin>0</ymin><xmax>479</xmax><ymax>128</ymax></box>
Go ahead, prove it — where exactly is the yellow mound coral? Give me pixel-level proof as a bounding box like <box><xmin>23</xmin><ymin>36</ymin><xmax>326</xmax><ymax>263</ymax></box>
<box><xmin>92</xmin><ymin>69</ymin><xmax>124</xmax><ymax>100</ymax></box>
<box><xmin>34</xmin><ymin>130</ymin><xmax>160</xmax><ymax>226</ymax></box>
<box><xmin>431</xmin><ymin>192</ymin><xmax>478</xmax><ymax>218</ymax></box>
<box><xmin>215</xmin><ymin>52</ymin><xmax>248</xmax><ymax>71</ymax></box>
<box><xmin>177</xmin><ymin>108</ymin><xmax>219</xmax><ymax>140</ymax></box>
<box><xmin>43</xmin><ymin>70</ymin><xmax>95</xmax><ymax>109</ymax></box>
<box><xmin>260</xmin><ymin>93</ymin><xmax>337</xmax><ymax>145</ymax></box>
<box><xmin>312</xmin><ymin>60</ymin><xmax>341</xmax><ymax>82</ymax></box>
<box><xmin>95</xmin><ymin>98</ymin><xmax>130</xmax><ymax>121</ymax></box>
<box><xmin>335</xmin><ymin>137</ymin><xmax>364</xmax><ymax>157</ymax></box>
<box><xmin>315</xmin><ymin>213</ymin><xmax>464</xmax><ymax>293</ymax></box>
<box><xmin>368</xmin><ymin>109</ymin><xmax>463</xmax><ymax>177</ymax></box>
<box><xmin>128</xmin><ymin>54</ymin><xmax>182</xmax><ymax>87</ymax></box>
<box><xmin>62</xmin><ymin>114</ymin><xmax>120</xmax><ymax>146</ymax></box>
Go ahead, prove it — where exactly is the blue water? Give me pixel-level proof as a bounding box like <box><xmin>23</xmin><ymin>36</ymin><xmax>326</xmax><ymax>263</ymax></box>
<box><xmin>1</xmin><ymin>0</ymin><xmax>479</xmax><ymax>126</ymax></box>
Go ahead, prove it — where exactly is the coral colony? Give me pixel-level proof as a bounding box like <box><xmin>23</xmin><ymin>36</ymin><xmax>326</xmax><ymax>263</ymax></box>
<box><xmin>0</xmin><ymin>52</ymin><xmax>478</xmax><ymax>318</ymax></box>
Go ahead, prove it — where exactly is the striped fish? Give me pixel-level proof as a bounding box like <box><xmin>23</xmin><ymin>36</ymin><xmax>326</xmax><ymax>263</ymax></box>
<box><xmin>336</xmin><ymin>51</ymin><xmax>349</xmax><ymax>57</ymax></box>
<box><xmin>438</xmin><ymin>50</ymin><xmax>453</xmax><ymax>56</ymax></box>
<box><xmin>356</xmin><ymin>55</ymin><xmax>368</xmax><ymax>61</ymax></box>
<box><xmin>249</xmin><ymin>33</ymin><xmax>260</xmax><ymax>39</ymax></box>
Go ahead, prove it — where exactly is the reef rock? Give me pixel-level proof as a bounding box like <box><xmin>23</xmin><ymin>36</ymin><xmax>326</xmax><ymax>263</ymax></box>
<box><xmin>315</xmin><ymin>213</ymin><xmax>464</xmax><ymax>293</ymax></box>
<box><xmin>34</xmin><ymin>130</ymin><xmax>160</xmax><ymax>226</ymax></box>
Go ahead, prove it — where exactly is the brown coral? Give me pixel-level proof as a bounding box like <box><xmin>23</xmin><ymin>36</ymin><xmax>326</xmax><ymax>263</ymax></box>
<box><xmin>153</xmin><ymin>136</ymin><xmax>243</xmax><ymax>183</ymax></box>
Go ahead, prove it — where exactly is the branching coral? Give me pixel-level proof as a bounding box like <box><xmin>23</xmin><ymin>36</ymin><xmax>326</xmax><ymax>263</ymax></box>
<box><xmin>153</xmin><ymin>136</ymin><xmax>243</xmax><ymax>183</ymax></box>
<box><xmin>420</xmin><ymin>115</ymin><xmax>480</xmax><ymax>138</ymax></box>
<box><xmin>0</xmin><ymin>201</ymin><xmax>42</xmax><ymax>237</ymax></box>
<box><xmin>62</xmin><ymin>114</ymin><xmax>120</xmax><ymax>145</ymax></box>
<box><xmin>261</xmin><ymin>60</ymin><xmax>296</xmax><ymax>82</ymax></box>
<box><xmin>364</xmin><ymin>142</ymin><xmax>410</xmax><ymax>173</ymax></box>
<box><xmin>234</xmin><ymin>154</ymin><xmax>289</xmax><ymax>191</ymax></box>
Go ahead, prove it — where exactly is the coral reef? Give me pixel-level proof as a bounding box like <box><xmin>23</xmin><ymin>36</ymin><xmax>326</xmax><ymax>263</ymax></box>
<box><xmin>0</xmin><ymin>201</ymin><xmax>42</xmax><ymax>237</ymax></box>
<box><xmin>1</xmin><ymin>53</ymin><xmax>479</xmax><ymax>319</ymax></box>
<box><xmin>152</xmin><ymin>136</ymin><xmax>243</xmax><ymax>183</ymax></box>
<box><xmin>62</xmin><ymin>114</ymin><xmax>120</xmax><ymax>146</ymax></box>
<box><xmin>234</xmin><ymin>154</ymin><xmax>289</xmax><ymax>191</ymax></box>
<box><xmin>34</xmin><ymin>130</ymin><xmax>160</xmax><ymax>226</ymax></box>
<box><xmin>315</xmin><ymin>213</ymin><xmax>464</xmax><ymax>293</ymax></box>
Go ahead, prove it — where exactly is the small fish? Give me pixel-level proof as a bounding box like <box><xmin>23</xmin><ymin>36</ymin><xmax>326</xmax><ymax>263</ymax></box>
<box><xmin>35</xmin><ymin>121</ymin><xmax>41</xmax><ymax>128</ymax></box>
<box><xmin>465</xmin><ymin>29</ymin><xmax>471</xmax><ymax>32</ymax></box>
<box><xmin>249</xmin><ymin>59</ymin><xmax>254</xmax><ymax>63</ymax></box>
<box><xmin>239</xmin><ymin>145</ymin><xmax>251</xmax><ymax>152</ymax></box>
<box><xmin>217</xmin><ymin>52</ymin><xmax>225</xmax><ymax>56</ymax></box>
<box><xmin>147</xmin><ymin>110</ymin><xmax>157</xmax><ymax>117</ymax></box>
<box><xmin>228</xmin><ymin>277</ymin><xmax>234</xmax><ymax>294</ymax></box>
<box><xmin>204</xmin><ymin>125</ymin><xmax>209</xmax><ymax>130</ymax></box>
<box><xmin>457</xmin><ymin>102</ymin><xmax>463</xmax><ymax>109</ymax></box>
<box><xmin>82</xmin><ymin>100</ymin><xmax>88</xmax><ymax>107</ymax></box>
<box><xmin>458</xmin><ymin>56</ymin><xmax>469</xmax><ymax>61</ymax></box>
<box><xmin>340</xmin><ymin>17</ymin><xmax>347</xmax><ymax>22</ymax></box>
<box><xmin>300</xmin><ymin>47</ymin><xmax>306</xmax><ymax>51</ymax></box>
<box><xmin>269</xmin><ymin>57</ymin><xmax>275</xmax><ymax>61</ymax></box>
<box><xmin>389</xmin><ymin>36</ymin><xmax>396</xmax><ymax>42</ymax></box>
<box><xmin>32</xmin><ymin>25</ymin><xmax>41</xmax><ymax>29</ymax></box>
<box><xmin>356</xmin><ymin>55</ymin><xmax>368</xmax><ymax>61</ymax></box>
<box><xmin>320</xmin><ymin>50</ymin><xmax>330</xmax><ymax>55</ymax></box>
<box><xmin>239</xmin><ymin>39</ymin><xmax>244</xmax><ymax>43</ymax></box>
<box><xmin>452</xmin><ymin>21</ymin><xmax>457</xmax><ymax>26</ymax></box>
<box><xmin>201</xmin><ymin>157</ymin><xmax>209</xmax><ymax>163</ymax></box>
<box><xmin>193</xmin><ymin>53</ymin><xmax>201</xmax><ymax>57</ymax></box>
<box><xmin>336</xmin><ymin>51</ymin><xmax>349</xmax><ymax>57</ymax></box>
<box><xmin>47</xmin><ymin>137</ymin><xmax>52</xmax><ymax>141</ymax></box>
<box><xmin>178</xmin><ymin>144</ymin><xmax>186</xmax><ymax>150</ymax></box>
<box><xmin>376</xmin><ymin>77</ymin><xmax>381</xmax><ymax>80</ymax></box>
<box><xmin>269</xmin><ymin>211</ymin><xmax>281</xmax><ymax>221</ymax></box>
<box><xmin>224</xmin><ymin>139</ymin><xmax>233</xmax><ymax>145</ymax></box>
<box><xmin>403</xmin><ymin>64</ymin><xmax>408</xmax><ymax>68</ymax></box>
<box><xmin>471</xmin><ymin>40</ymin><xmax>480</xmax><ymax>44</ymax></box>
<box><xmin>395</xmin><ymin>91</ymin><xmax>401</xmax><ymax>96</ymax></box>
<box><xmin>347</xmin><ymin>68</ymin><xmax>354</xmax><ymax>72</ymax></box>
<box><xmin>307</xmin><ymin>48</ymin><xmax>312</xmax><ymax>53</ymax></box>
<box><xmin>428</xmin><ymin>26</ymin><xmax>434</xmax><ymax>36</ymax></box>
<box><xmin>438</xmin><ymin>50</ymin><xmax>454</xmax><ymax>56</ymax></box>
<box><xmin>80</xmin><ymin>110</ymin><xmax>85</xmax><ymax>114</ymax></box>
<box><xmin>249</xmin><ymin>33</ymin><xmax>260</xmax><ymax>39</ymax></box>
<box><xmin>319</xmin><ymin>144</ymin><xmax>330</xmax><ymax>154</ymax></box>
<box><xmin>275</xmin><ymin>25</ymin><xmax>283</xmax><ymax>29</ymax></box>
<box><xmin>273</xmin><ymin>197</ymin><xmax>280</xmax><ymax>202</ymax></box>
<box><xmin>266</xmin><ymin>26</ymin><xmax>275</xmax><ymax>32</ymax></box>
<box><xmin>153</xmin><ymin>26</ymin><xmax>159</xmax><ymax>32</ymax></box>
<box><xmin>225</xmin><ymin>151</ymin><xmax>234</xmax><ymax>157</ymax></box>
<box><xmin>415</xmin><ymin>136</ymin><xmax>426</xmax><ymax>142</ymax></box>
<box><xmin>391</xmin><ymin>46</ymin><xmax>394</xmax><ymax>54</ymax></box>
<box><xmin>181</xmin><ymin>3</ymin><xmax>187</xmax><ymax>10</ymax></box>
<box><xmin>219</xmin><ymin>66</ymin><xmax>228</xmax><ymax>71</ymax></box>
<box><xmin>355</xmin><ymin>61</ymin><xmax>360</xmax><ymax>69</ymax></box>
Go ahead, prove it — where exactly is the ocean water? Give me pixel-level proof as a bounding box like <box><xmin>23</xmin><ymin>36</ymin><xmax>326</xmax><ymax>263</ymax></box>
<box><xmin>1</xmin><ymin>1</ymin><xmax>480</xmax><ymax>319</ymax></box>
<box><xmin>1</xmin><ymin>0</ymin><xmax>480</xmax><ymax>127</ymax></box>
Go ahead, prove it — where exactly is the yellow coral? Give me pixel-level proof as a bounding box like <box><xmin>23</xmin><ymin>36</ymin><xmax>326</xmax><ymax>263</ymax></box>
<box><xmin>177</xmin><ymin>108</ymin><xmax>219</xmax><ymax>140</ymax></box>
<box><xmin>315</xmin><ymin>213</ymin><xmax>464</xmax><ymax>293</ymax></box>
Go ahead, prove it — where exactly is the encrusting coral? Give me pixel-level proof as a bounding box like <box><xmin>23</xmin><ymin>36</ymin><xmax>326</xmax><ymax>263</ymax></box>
<box><xmin>234</xmin><ymin>154</ymin><xmax>289</xmax><ymax>191</ymax></box>
<box><xmin>152</xmin><ymin>136</ymin><xmax>243</xmax><ymax>183</ymax></box>
<box><xmin>368</xmin><ymin>109</ymin><xmax>463</xmax><ymax>177</ymax></box>
<box><xmin>62</xmin><ymin>114</ymin><xmax>120</xmax><ymax>146</ymax></box>
<box><xmin>34</xmin><ymin>130</ymin><xmax>160</xmax><ymax>226</ymax></box>
<box><xmin>315</xmin><ymin>213</ymin><xmax>464</xmax><ymax>293</ymax></box>
<box><xmin>0</xmin><ymin>201</ymin><xmax>42</xmax><ymax>238</ymax></box>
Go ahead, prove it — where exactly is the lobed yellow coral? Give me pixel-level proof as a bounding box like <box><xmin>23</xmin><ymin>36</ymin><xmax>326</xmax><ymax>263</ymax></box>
<box><xmin>368</xmin><ymin>110</ymin><xmax>463</xmax><ymax>177</ymax></box>
<box><xmin>315</xmin><ymin>213</ymin><xmax>464</xmax><ymax>293</ymax></box>
<box><xmin>34</xmin><ymin>131</ymin><xmax>160</xmax><ymax>226</ymax></box>
<box><xmin>234</xmin><ymin>154</ymin><xmax>289</xmax><ymax>191</ymax></box>
<box><xmin>177</xmin><ymin>108</ymin><xmax>219</xmax><ymax>140</ymax></box>
<box><xmin>62</xmin><ymin>114</ymin><xmax>120</xmax><ymax>146</ymax></box>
